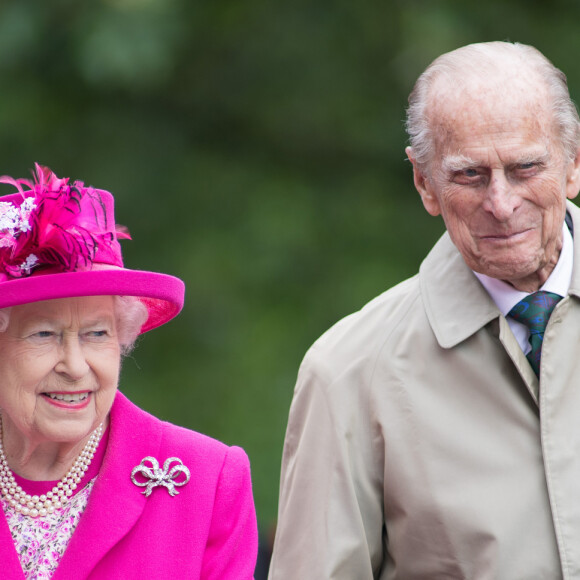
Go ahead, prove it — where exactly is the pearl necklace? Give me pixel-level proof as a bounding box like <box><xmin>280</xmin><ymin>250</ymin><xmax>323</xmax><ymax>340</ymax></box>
<box><xmin>0</xmin><ymin>418</ymin><xmax>103</xmax><ymax>518</ymax></box>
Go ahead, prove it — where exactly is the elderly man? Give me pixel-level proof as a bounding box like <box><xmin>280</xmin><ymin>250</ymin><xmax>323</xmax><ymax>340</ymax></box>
<box><xmin>268</xmin><ymin>42</ymin><xmax>580</xmax><ymax>579</ymax></box>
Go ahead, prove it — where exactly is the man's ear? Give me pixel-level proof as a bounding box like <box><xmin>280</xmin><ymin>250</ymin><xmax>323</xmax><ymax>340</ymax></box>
<box><xmin>566</xmin><ymin>142</ymin><xmax>580</xmax><ymax>201</ymax></box>
<box><xmin>405</xmin><ymin>146</ymin><xmax>441</xmax><ymax>216</ymax></box>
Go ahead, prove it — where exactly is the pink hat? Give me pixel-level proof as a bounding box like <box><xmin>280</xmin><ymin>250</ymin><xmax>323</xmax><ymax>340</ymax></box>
<box><xmin>0</xmin><ymin>164</ymin><xmax>185</xmax><ymax>333</ymax></box>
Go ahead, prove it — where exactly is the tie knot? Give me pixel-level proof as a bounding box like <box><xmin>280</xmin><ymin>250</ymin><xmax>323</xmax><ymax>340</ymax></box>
<box><xmin>508</xmin><ymin>291</ymin><xmax>562</xmax><ymax>335</ymax></box>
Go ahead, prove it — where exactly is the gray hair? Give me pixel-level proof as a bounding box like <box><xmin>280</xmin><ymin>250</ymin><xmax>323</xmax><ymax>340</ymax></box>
<box><xmin>0</xmin><ymin>295</ymin><xmax>148</xmax><ymax>356</ymax></box>
<box><xmin>405</xmin><ymin>41</ymin><xmax>580</xmax><ymax>172</ymax></box>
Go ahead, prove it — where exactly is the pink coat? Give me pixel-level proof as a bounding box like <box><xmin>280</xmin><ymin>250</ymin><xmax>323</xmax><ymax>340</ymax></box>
<box><xmin>0</xmin><ymin>391</ymin><xmax>258</xmax><ymax>579</ymax></box>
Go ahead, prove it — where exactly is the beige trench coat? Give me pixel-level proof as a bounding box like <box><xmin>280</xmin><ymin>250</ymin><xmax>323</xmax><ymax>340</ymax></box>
<box><xmin>269</xmin><ymin>201</ymin><xmax>580</xmax><ymax>579</ymax></box>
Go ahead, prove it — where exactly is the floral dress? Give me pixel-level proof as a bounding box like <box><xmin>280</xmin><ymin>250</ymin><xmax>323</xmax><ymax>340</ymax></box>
<box><xmin>1</xmin><ymin>480</ymin><xmax>96</xmax><ymax>579</ymax></box>
<box><xmin>0</xmin><ymin>429</ymin><xmax>108</xmax><ymax>580</ymax></box>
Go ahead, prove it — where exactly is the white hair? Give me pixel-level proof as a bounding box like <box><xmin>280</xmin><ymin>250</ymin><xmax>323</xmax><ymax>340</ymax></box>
<box><xmin>0</xmin><ymin>295</ymin><xmax>149</xmax><ymax>356</ymax></box>
<box><xmin>114</xmin><ymin>296</ymin><xmax>149</xmax><ymax>355</ymax></box>
<box><xmin>405</xmin><ymin>41</ymin><xmax>580</xmax><ymax>172</ymax></box>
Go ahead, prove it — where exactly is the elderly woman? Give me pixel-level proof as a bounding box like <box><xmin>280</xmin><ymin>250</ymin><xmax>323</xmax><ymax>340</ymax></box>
<box><xmin>0</xmin><ymin>165</ymin><xmax>258</xmax><ymax>579</ymax></box>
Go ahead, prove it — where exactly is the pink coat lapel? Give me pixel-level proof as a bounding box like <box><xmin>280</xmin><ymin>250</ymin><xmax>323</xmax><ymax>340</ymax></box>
<box><xmin>53</xmin><ymin>392</ymin><xmax>161</xmax><ymax>579</ymax></box>
<box><xmin>0</xmin><ymin>514</ymin><xmax>26</xmax><ymax>579</ymax></box>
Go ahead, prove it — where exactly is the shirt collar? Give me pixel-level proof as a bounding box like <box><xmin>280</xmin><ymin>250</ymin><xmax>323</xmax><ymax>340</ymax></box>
<box><xmin>473</xmin><ymin>223</ymin><xmax>573</xmax><ymax>316</ymax></box>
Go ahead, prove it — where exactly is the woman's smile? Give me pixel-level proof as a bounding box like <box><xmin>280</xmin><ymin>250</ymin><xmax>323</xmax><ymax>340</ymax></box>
<box><xmin>42</xmin><ymin>391</ymin><xmax>92</xmax><ymax>409</ymax></box>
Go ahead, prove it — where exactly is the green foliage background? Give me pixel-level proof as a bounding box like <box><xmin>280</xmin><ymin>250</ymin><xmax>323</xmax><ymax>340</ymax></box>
<box><xmin>1</xmin><ymin>0</ymin><xmax>580</xmax><ymax>535</ymax></box>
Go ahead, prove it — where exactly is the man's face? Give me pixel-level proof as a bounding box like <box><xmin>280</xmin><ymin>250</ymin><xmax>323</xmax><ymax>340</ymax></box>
<box><xmin>408</xmin><ymin>84</ymin><xmax>580</xmax><ymax>290</ymax></box>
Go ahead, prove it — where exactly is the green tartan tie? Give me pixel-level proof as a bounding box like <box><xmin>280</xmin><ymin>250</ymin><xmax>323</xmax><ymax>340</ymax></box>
<box><xmin>508</xmin><ymin>291</ymin><xmax>562</xmax><ymax>376</ymax></box>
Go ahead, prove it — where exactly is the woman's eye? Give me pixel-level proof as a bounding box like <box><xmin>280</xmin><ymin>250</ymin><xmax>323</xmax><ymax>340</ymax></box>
<box><xmin>34</xmin><ymin>331</ymin><xmax>54</xmax><ymax>338</ymax></box>
<box><xmin>86</xmin><ymin>330</ymin><xmax>109</xmax><ymax>338</ymax></box>
<box><xmin>26</xmin><ymin>330</ymin><xmax>56</xmax><ymax>342</ymax></box>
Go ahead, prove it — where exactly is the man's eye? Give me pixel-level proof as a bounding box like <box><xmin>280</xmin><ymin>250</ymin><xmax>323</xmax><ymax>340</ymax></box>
<box><xmin>513</xmin><ymin>162</ymin><xmax>542</xmax><ymax>176</ymax></box>
<box><xmin>452</xmin><ymin>168</ymin><xmax>482</xmax><ymax>184</ymax></box>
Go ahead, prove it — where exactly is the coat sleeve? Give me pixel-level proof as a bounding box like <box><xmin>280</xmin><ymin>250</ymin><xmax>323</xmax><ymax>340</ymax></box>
<box><xmin>268</xmin><ymin>347</ymin><xmax>385</xmax><ymax>579</ymax></box>
<box><xmin>200</xmin><ymin>445</ymin><xmax>259</xmax><ymax>580</ymax></box>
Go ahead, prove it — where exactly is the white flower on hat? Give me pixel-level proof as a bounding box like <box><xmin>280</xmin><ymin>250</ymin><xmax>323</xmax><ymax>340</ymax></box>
<box><xmin>19</xmin><ymin>254</ymin><xmax>39</xmax><ymax>275</ymax></box>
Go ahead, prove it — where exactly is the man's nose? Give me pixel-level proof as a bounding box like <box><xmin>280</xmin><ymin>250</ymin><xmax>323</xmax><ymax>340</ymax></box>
<box><xmin>481</xmin><ymin>172</ymin><xmax>521</xmax><ymax>220</ymax></box>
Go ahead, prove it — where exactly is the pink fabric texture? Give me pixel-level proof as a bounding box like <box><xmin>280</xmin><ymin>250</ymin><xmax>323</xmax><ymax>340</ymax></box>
<box><xmin>0</xmin><ymin>269</ymin><xmax>184</xmax><ymax>333</ymax></box>
<box><xmin>0</xmin><ymin>392</ymin><xmax>259</xmax><ymax>579</ymax></box>
<box><xmin>0</xmin><ymin>165</ymin><xmax>184</xmax><ymax>333</ymax></box>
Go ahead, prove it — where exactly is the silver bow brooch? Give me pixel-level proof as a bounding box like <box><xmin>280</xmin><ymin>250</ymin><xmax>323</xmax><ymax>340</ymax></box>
<box><xmin>131</xmin><ymin>456</ymin><xmax>191</xmax><ymax>497</ymax></box>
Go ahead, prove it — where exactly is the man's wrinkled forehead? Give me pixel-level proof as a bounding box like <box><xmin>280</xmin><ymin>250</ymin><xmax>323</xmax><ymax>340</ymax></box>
<box><xmin>429</xmin><ymin>65</ymin><xmax>549</xmax><ymax>119</ymax></box>
<box><xmin>426</xmin><ymin>73</ymin><xmax>556</xmax><ymax>149</ymax></box>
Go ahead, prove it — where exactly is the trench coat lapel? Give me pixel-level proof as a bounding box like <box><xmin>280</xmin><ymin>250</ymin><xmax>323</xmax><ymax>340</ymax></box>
<box><xmin>419</xmin><ymin>231</ymin><xmax>500</xmax><ymax>349</ymax></box>
<box><xmin>53</xmin><ymin>392</ymin><xmax>162</xmax><ymax>579</ymax></box>
<box><xmin>419</xmin><ymin>232</ymin><xmax>540</xmax><ymax>400</ymax></box>
<box><xmin>421</xmin><ymin>201</ymin><xmax>580</xmax><ymax>408</ymax></box>
<box><xmin>566</xmin><ymin>201</ymin><xmax>580</xmax><ymax>300</ymax></box>
<box><xmin>419</xmin><ymin>224</ymin><xmax>530</xmax><ymax>404</ymax></box>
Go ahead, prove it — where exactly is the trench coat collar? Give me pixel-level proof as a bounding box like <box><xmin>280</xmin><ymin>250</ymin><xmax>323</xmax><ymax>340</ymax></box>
<box><xmin>420</xmin><ymin>200</ymin><xmax>580</xmax><ymax>350</ymax></box>
<box><xmin>566</xmin><ymin>200</ymin><xmax>580</xmax><ymax>298</ymax></box>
